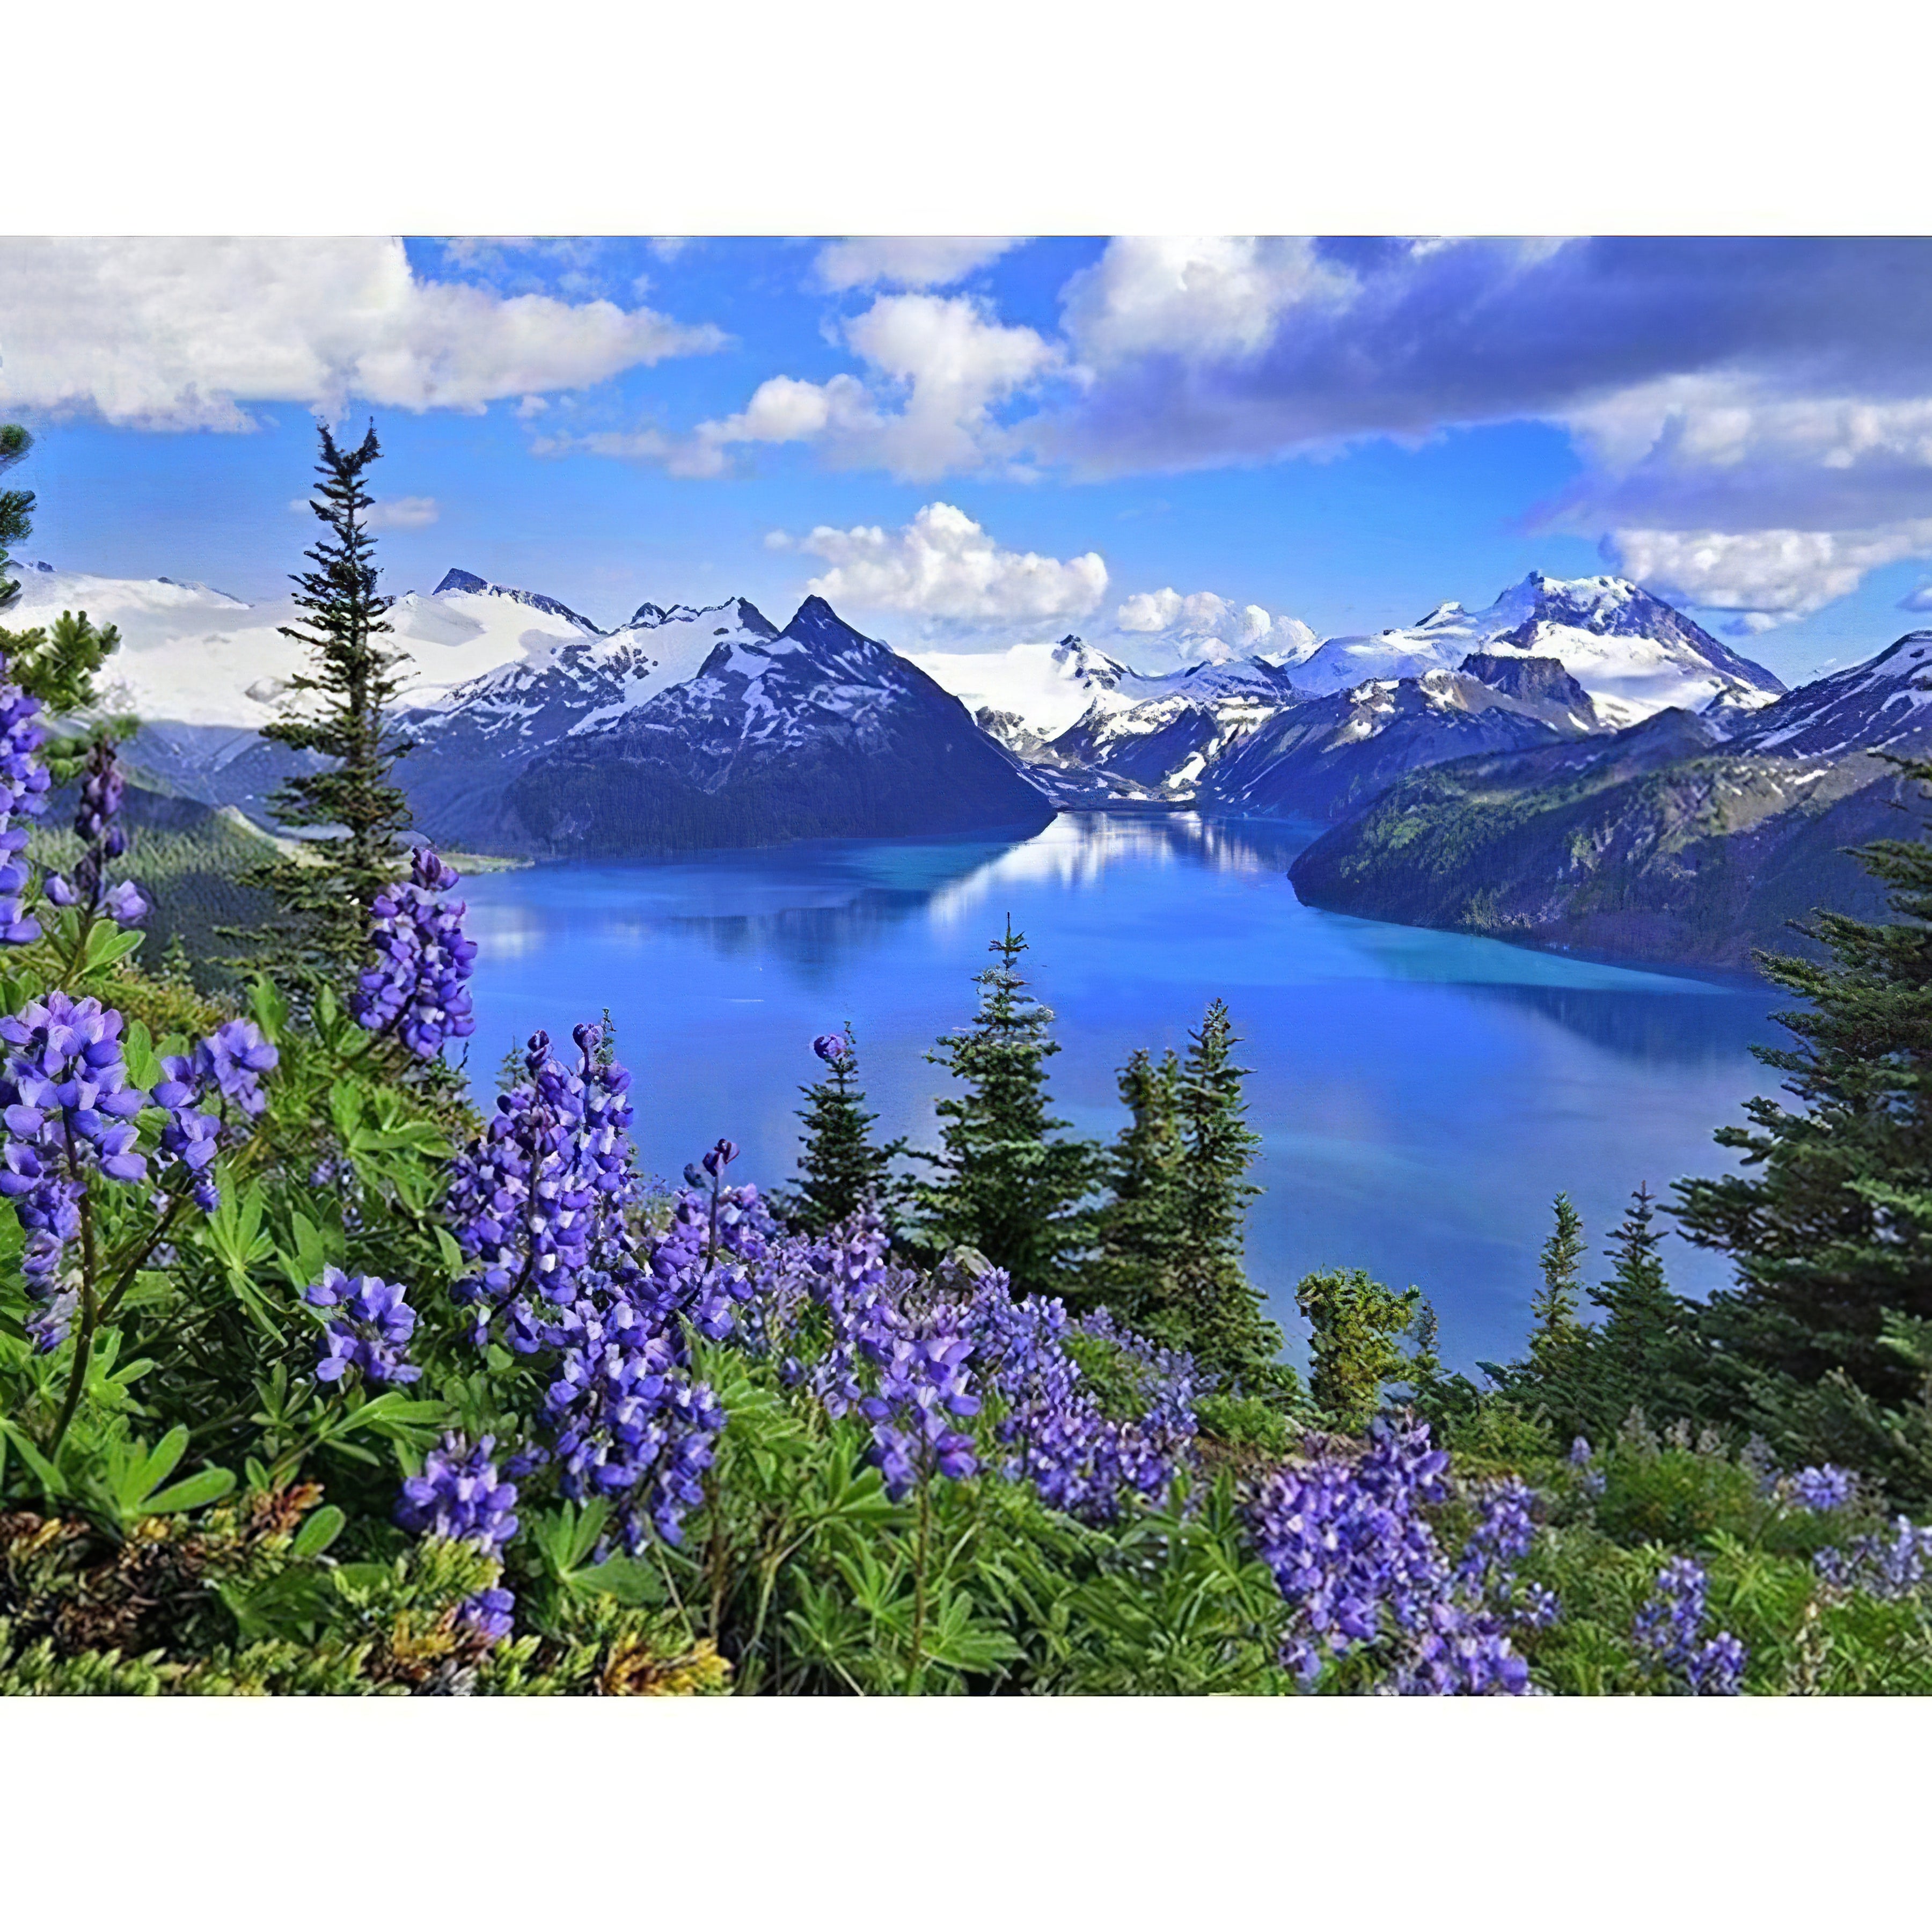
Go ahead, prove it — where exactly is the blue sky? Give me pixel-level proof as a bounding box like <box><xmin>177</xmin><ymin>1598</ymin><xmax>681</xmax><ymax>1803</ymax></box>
<box><xmin>10</xmin><ymin>236</ymin><xmax>1932</xmax><ymax>685</ymax></box>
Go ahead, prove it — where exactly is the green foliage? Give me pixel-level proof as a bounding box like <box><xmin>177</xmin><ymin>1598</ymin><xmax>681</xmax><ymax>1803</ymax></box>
<box><xmin>1677</xmin><ymin>757</ymin><xmax>1932</xmax><ymax>1438</ymax></box>
<box><xmin>1529</xmin><ymin>1192</ymin><xmax>1587</xmax><ymax>1377</ymax></box>
<box><xmin>0</xmin><ymin>423</ymin><xmax>32</xmax><ymax>615</ymax></box>
<box><xmin>244</xmin><ymin>422</ymin><xmax>415</xmax><ymax>987</ymax></box>
<box><xmin>1296</xmin><ymin>1266</ymin><xmax>1422</xmax><ymax>1431</ymax></box>
<box><xmin>905</xmin><ymin>920</ymin><xmax>1102</xmax><ymax>1300</ymax></box>
<box><xmin>1088</xmin><ymin>1044</ymin><xmax>1187</xmax><ymax>1320</ymax></box>
<box><xmin>780</xmin><ymin>1024</ymin><xmax>901</xmax><ymax>1234</ymax></box>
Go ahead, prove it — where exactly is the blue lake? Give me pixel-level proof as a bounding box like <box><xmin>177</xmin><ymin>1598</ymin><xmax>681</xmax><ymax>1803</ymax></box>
<box><xmin>457</xmin><ymin>811</ymin><xmax>1782</xmax><ymax>1372</ymax></box>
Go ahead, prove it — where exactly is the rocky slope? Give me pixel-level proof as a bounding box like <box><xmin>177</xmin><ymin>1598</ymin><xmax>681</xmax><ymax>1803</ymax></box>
<box><xmin>1203</xmin><ymin>657</ymin><xmax>1598</xmax><ymax>824</ymax></box>
<box><xmin>1288</xmin><ymin>631</ymin><xmax>1932</xmax><ymax>966</ymax></box>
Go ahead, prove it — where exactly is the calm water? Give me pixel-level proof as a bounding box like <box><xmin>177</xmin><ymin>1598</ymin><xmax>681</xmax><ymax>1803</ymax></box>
<box><xmin>458</xmin><ymin>811</ymin><xmax>1783</xmax><ymax>1371</ymax></box>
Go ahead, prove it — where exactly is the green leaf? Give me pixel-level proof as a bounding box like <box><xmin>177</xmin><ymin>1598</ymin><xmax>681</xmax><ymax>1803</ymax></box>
<box><xmin>143</xmin><ymin>1465</ymin><xmax>237</xmax><ymax>1514</ymax></box>
<box><xmin>132</xmin><ymin>1423</ymin><xmax>189</xmax><ymax>1499</ymax></box>
<box><xmin>122</xmin><ymin>1018</ymin><xmax>162</xmax><ymax>1090</ymax></box>
<box><xmin>82</xmin><ymin>919</ymin><xmax>146</xmax><ymax>974</ymax></box>
<box><xmin>248</xmin><ymin>975</ymin><xmax>288</xmax><ymax>1044</ymax></box>
<box><xmin>291</xmin><ymin>1504</ymin><xmax>346</xmax><ymax>1557</ymax></box>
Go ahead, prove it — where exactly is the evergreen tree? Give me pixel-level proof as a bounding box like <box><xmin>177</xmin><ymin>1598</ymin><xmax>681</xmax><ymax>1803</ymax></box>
<box><xmin>1088</xmin><ymin>1045</ymin><xmax>1187</xmax><ymax>1322</ymax></box>
<box><xmin>1569</xmin><ymin>1183</ymin><xmax>1700</xmax><ymax>1432</ymax></box>
<box><xmin>1676</xmin><ymin>762</ymin><xmax>1932</xmax><ymax>1412</ymax></box>
<box><xmin>1169</xmin><ymin>999</ymin><xmax>1286</xmax><ymax>1392</ymax></box>
<box><xmin>1528</xmin><ymin>1193</ymin><xmax>1588</xmax><ymax>1380</ymax></box>
<box><xmin>784</xmin><ymin>1024</ymin><xmax>900</xmax><ymax>1234</ymax></box>
<box><xmin>0</xmin><ymin>425</ymin><xmax>128</xmax><ymax>770</ymax></box>
<box><xmin>244</xmin><ymin>422</ymin><xmax>414</xmax><ymax>983</ymax></box>
<box><xmin>1297</xmin><ymin>1267</ymin><xmax>1419</xmax><ymax>1432</ymax></box>
<box><xmin>908</xmin><ymin>920</ymin><xmax>1101</xmax><ymax>1299</ymax></box>
<box><xmin>0</xmin><ymin>423</ymin><xmax>31</xmax><ymax>616</ymax></box>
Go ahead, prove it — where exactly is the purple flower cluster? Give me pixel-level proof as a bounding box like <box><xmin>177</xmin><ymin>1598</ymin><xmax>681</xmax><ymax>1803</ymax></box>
<box><xmin>0</xmin><ymin>679</ymin><xmax>50</xmax><ymax>943</ymax></box>
<box><xmin>44</xmin><ymin>739</ymin><xmax>147</xmax><ymax>928</ymax></box>
<box><xmin>860</xmin><ymin>1327</ymin><xmax>980</xmax><ymax>1499</ymax></box>
<box><xmin>353</xmin><ymin>846</ymin><xmax>479</xmax><ymax>1059</ymax></box>
<box><xmin>812</xmin><ymin>1032</ymin><xmax>848</xmax><ymax>1063</ymax></box>
<box><xmin>0</xmin><ymin>993</ymin><xmax>149</xmax><ymax>1348</ymax></box>
<box><xmin>144</xmin><ymin>1019</ymin><xmax>276</xmax><ymax>1215</ymax></box>
<box><xmin>396</xmin><ymin>1433</ymin><xmax>521</xmax><ymax>1552</ymax></box>
<box><xmin>1782</xmin><ymin>1465</ymin><xmax>1857</xmax><ymax>1513</ymax></box>
<box><xmin>1245</xmin><ymin>1417</ymin><xmax>1539</xmax><ymax>1695</ymax></box>
<box><xmin>305</xmin><ymin>1266</ymin><xmax>420</xmax><ymax>1385</ymax></box>
<box><xmin>1816</xmin><ymin>1517</ymin><xmax>1932</xmax><ymax>1599</ymax></box>
<box><xmin>938</xmin><ymin>1277</ymin><xmax>1196</xmax><ymax>1524</ymax></box>
<box><xmin>1633</xmin><ymin>1557</ymin><xmax>1747</xmax><ymax>1695</ymax></box>
<box><xmin>445</xmin><ymin>1028</ymin><xmax>728</xmax><ymax>1550</ymax></box>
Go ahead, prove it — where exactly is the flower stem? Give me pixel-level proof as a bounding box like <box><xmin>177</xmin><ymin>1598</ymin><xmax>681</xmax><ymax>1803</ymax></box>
<box><xmin>48</xmin><ymin>1189</ymin><xmax>100</xmax><ymax>1457</ymax></box>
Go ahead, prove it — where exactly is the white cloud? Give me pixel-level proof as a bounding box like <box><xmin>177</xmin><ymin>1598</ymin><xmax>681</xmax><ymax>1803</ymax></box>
<box><xmin>691</xmin><ymin>294</ymin><xmax>1058</xmax><ymax>481</ymax></box>
<box><xmin>1606</xmin><ymin>522</ymin><xmax>1932</xmax><ymax>627</ymax></box>
<box><xmin>814</xmin><ymin>237</ymin><xmax>1021</xmax><ymax>292</ymax></box>
<box><xmin>1114</xmin><ymin>585</ymin><xmax>1315</xmax><ymax>661</ymax></box>
<box><xmin>0</xmin><ymin>237</ymin><xmax>725</xmax><ymax>428</ymax></box>
<box><xmin>287</xmin><ymin>493</ymin><xmax>440</xmax><ymax>530</ymax></box>
<box><xmin>1060</xmin><ymin>236</ymin><xmax>1356</xmax><ymax>367</ymax></box>
<box><xmin>1901</xmin><ymin>580</ymin><xmax>1932</xmax><ymax>613</ymax></box>
<box><xmin>784</xmin><ymin>502</ymin><xmax>1107</xmax><ymax>632</ymax></box>
<box><xmin>367</xmin><ymin>495</ymin><xmax>440</xmax><ymax>531</ymax></box>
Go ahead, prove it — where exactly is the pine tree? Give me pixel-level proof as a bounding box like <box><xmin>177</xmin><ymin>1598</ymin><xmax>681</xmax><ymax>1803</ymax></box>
<box><xmin>1</xmin><ymin>423</ymin><xmax>32</xmax><ymax>616</ymax></box>
<box><xmin>1169</xmin><ymin>999</ymin><xmax>1285</xmax><ymax>1392</ymax></box>
<box><xmin>1088</xmin><ymin>1045</ymin><xmax>1187</xmax><ymax>1322</ymax></box>
<box><xmin>1676</xmin><ymin>760</ymin><xmax>1932</xmax><ymax>1412</ymax></box>
<box><xmin>908</xmin><ymin>920</ymin><xmax>1101</xmax><ymax>1299</ymax></box>
<box><xmin>1297</xmin><ymin>1267</ymin><xmax>1419</xmax><ymax>1432</ymax></box>
<box><xmin>784</xmin><ymin>1024</ymin><xmax>899</xmax><ymax>1234</ymax></box>
<box><xmin>1528</xmin><ymin>1193</ymin><xmax>1588</xmax><ymax>1379</ymax></box>
<box><xmin>244</xmin><ymin>422</ymin><xmax>414</xmax><ymax>983</ymax></box>
<box><xmin>0</xmin><ymin>426</ymin><xmax>127</xmax><ymax>766</ymax></box>
<box><xmin>1579</xmin><ymin>1183</ymin><xmax>1700</xmax><ymax>1429</ymax></box>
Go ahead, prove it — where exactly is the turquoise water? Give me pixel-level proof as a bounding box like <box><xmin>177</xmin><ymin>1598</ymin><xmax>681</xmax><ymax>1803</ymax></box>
<box><xmin>457</xmin><ymin>811</ymin><xmax>1781</xmax><ymax>1370</ymax></box>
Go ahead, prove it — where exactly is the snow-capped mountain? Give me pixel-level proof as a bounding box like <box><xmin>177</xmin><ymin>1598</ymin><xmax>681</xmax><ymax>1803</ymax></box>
<box><xmin>906</xmin><ymin>635</ymin><xmax>1134</xmax><ymax>756</ymax></box>
<box><xmin>495</xmin><ymin>597</ymin><xmax>1051</xmax><ymax>854</ymax></box>
<box><xmin>1726</xmin><ymin>630</ymin><xmax>1932</xmax><ymax>759</ymax></box>
<box><xmin>1203</xmin><ymin>660</ymin><xmax>1598</xmax><ymax>823</ymax></box>
<box><xmin>1290</xmin><ymin>573</ymin><xmax>1784</xmax><ymax>726</ymax></box>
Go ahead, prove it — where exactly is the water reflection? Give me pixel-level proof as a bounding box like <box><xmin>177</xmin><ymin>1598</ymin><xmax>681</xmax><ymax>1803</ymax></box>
<box><xmin>459</xmin><ymin>811</ymin><xmax>1786</xmax><ymax>1371</ymax></box>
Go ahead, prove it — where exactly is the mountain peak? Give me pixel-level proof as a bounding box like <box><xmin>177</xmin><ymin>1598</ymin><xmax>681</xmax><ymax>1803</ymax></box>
<box><xmin>781</xmin><ymin>595</ymin><xmax>880</xmax><ymax>652</ymax></box>
<box><xmin>628</xmin><ymin>596</ymin><xmax>778</xmax><ymax>639</ymax></box>
<box><xmin>433</xmin><ymin>568</ymin><xmax>602</xmax><ymax>634</ymax></box>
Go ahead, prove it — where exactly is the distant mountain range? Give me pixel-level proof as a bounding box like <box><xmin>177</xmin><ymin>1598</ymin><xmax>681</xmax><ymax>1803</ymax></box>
<box><xmin>1289</xmin><ymin>631</ymin><xmax>1932</xmax><ymax>967</ymax></box>
<box><xmin>18</xmin><ymin>554</ymin><xmax>1929</xmax><ymax>967</ymax></box>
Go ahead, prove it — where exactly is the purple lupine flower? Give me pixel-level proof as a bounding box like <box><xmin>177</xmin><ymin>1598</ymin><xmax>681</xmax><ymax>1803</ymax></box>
<box><xmin>396</xmin><ymin>1432</ymin><xmax>521</xmax><ymax>1552</ymax></box>
<box><xmin>1783</xmin><ymin>1465</ymin><xmax>1857</xmax><ymax>1513</ymax></box>
<box><xmin>860</xmin><ymin>1326</ymin><xmax>980</xmax><ymax>1501</ymax></box>
<box><xmin>1633</xmin><ymin>1556</ymin><xmax>1746</xmax><ymax>1695</ymax></box>
<box><xmin>305</xmin><ymin>1265</ymin><xmax>420</xmax><ymax>1385</ymax></box>
<box><xmin>352</xmin><ymin>845</ymin><xmax>479</xmax><ymax>1059</ymax></box>
<box><xmin>812</xmin><ymin>1033</ymin><xmax>848</xmax><ymax>1063</ymax></box>
<box><xmin>193</xmin><ymin>1020</ymin><xmax>279</xmax><ymax>1117</ymax></box>
<box><xmin>455</xmin><ymin>1586</ymin><xmax>517</xmax><ymax>1644</ymax></box>
<box><xmin>444</xmin><ymin>1034</ymin><xmax>732</xmax><ymax>1552</ymax></box>
<box><xmin>0</xmin><ymin>991</ymin><xmax>149</xmax><ymax>1344</ymax></box>
<box><xmin>0</xmin><ymin>679</ymin><xmax>50</xmax><ymax>944</ymax></box>
<box><xmin>1816</xmin><ymin>1517</ymin><xmax>1932</xmax><ymax>1599</ymax></box>
<box><xmin>701</xmin><ymin>1137</ymin><xmax>739</xmax><ymax>1178</ymax></box>
<box><xmin>48</xmin><ymin>739</ymin><xmax>147</xmax><ymax>930</ymax></box>
<box><xmin>1246</xmin><ymin>1417</ymin><xmax>1536</xmax><ymax>1695</ymax></box>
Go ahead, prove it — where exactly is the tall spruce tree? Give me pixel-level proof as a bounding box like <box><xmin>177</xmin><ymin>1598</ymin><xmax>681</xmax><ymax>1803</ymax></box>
<box><xmin>1528</xmin><ymin>1193</ymin><xmax>1588</xmax><ymax>1379</ymax></box>
<box><xmin>909</xmin><ymin>920</ymin><xmax>1101</xmax><ymax>1299</ymax></box>
<box><xmin>1</xmin><ymin>423</ymin><xmax>33</xmax><ymax>615</ymax></box>
<box><xmin>784</xmin><ymin>1024</ymin><xmax>899</xmax><ymax>1234</ymax></box>
<box><xmin>1169</xmin><ymin>999</ymin><xmax>1285</xmax><ymax>1391</ymax></box>
<box><xmin>0</xmin><ymin>423</ymin><xmax>130</xmax><ymax>770</ymax></box>
<box><xmin>1088</xmin><ymin>1045</ymin><xmax>1187</xmax><ymax>1322</ymax></box>
<box><xmin>246</xmin><ymin>422</ymin><xmax>414</xmax><ymax>982</ymax></box>
<box><xmin>1677</xmin><ymin>762</ymin><xmax>1932</xmax><ymax>1413</ymax></box>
